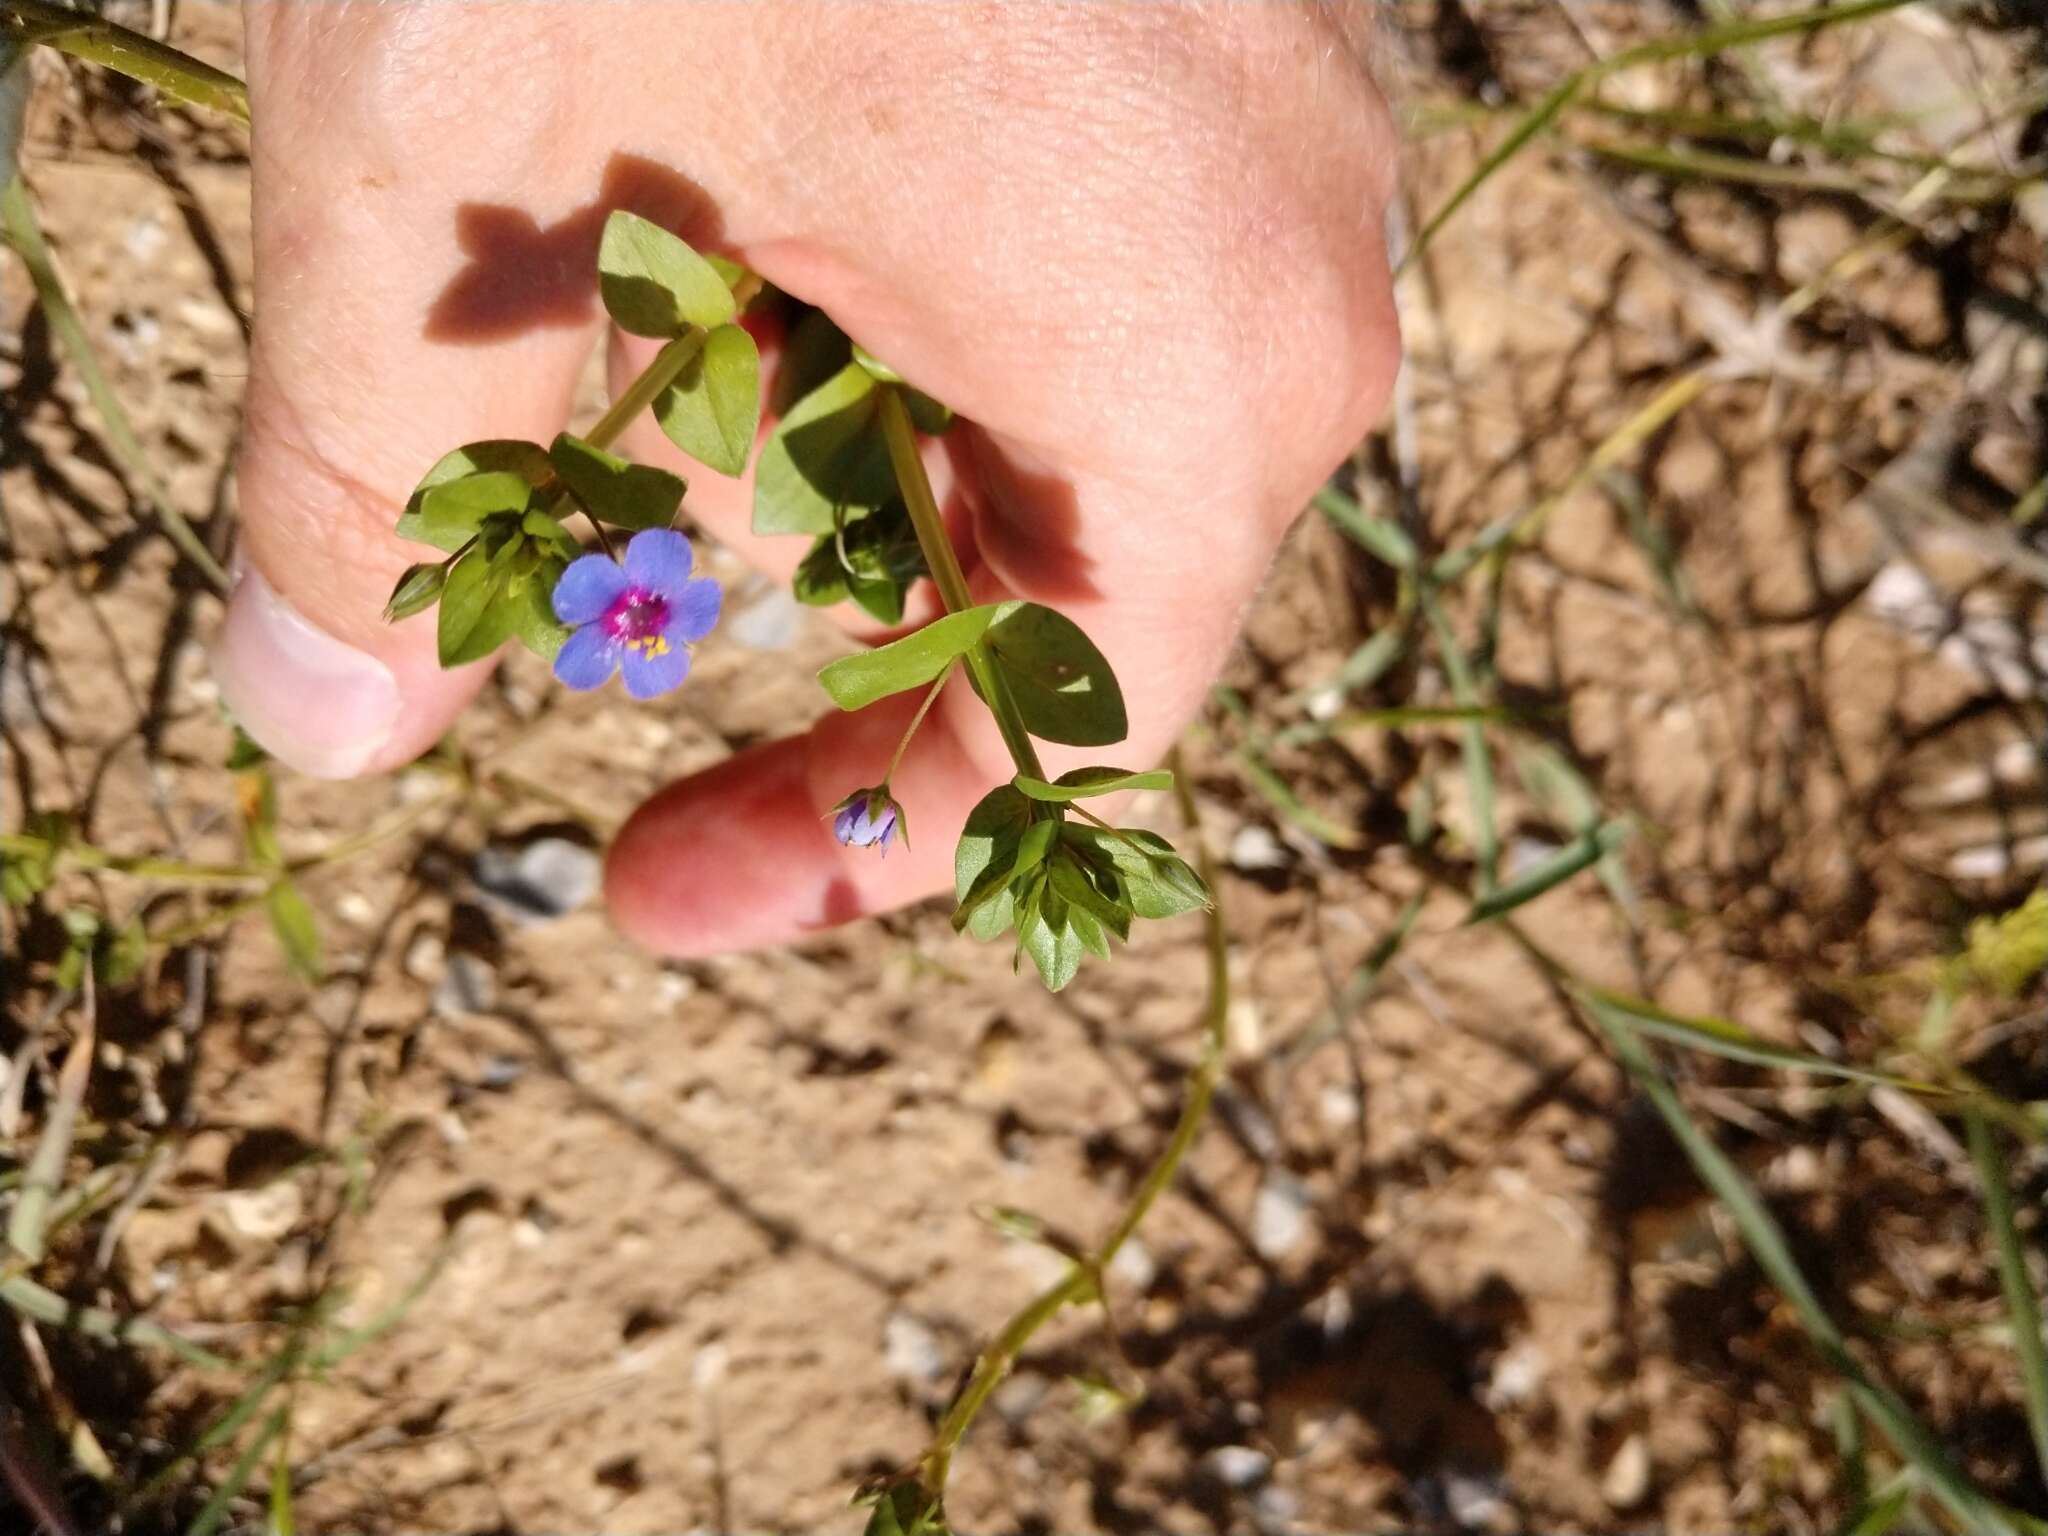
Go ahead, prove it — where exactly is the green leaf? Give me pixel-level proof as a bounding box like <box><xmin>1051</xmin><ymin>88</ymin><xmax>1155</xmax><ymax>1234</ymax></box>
<box><xmin>549</xmin><ymin>432</ymin><xmax>685</xmax><ymax>531</ymax></box>
<box><xmin>396</xmin><ymin>441</ymin><xmax>552</xmax><ymax>552</ymax></box>
<box><xmin>753</xmin><ymin>362</ymin><xmax>894</xmax><ymax>536</ymax></box>
<box><xmin>1015</xmin><ymin>766</ymin><xmax>1172</xmax><ymax>802</ymax></box>
<box><xmin>792</xmin><ymin>504</ymin><xmax>926</xmax><ymax>621</ymax></box>
<box><xmin>818</xmin><ymin>603</ymin><xmax>1001</xmax><ymax>711</ymax></box>
<box><xmin>265</xmin><ymin>880</ymin><xmax>323</xmax><ymax>984</ymax></box>
<box><xmin>954</xmin><ymin>785</ymin><xmax>1033</xmax><ymax>937</ymax></box>
<box><xmin>1064</xmin><ymin>825</ymin><xmax>1207</xmax><ymax>920</ymax></box>
<box><xmin>383</xmin><ymin>562</ymin><xmax>446</xmax><ymax>623</ymax></box>
<box><xmin>597</xmin><ymin>210</ymin><xmax>734</xmax><ymax>337</ymax></box>
<box><xmin>511</xmin><ymin>560</ymin><xmax>569</xmax><ymax>662</ymax></box>
<box><xmin>772</xmin><ymin>310</ymin><xmax>854</xmax><ymax>415</ymax></box>
<box><xmin>653</xmin><ymin>322</ymin><xmax>761</xmax><ymax>476</ymax></box>
<box><xmin>986</xmin><ymin>603</ymin><xmax>1127</xmax><ymax>747</ymax></box>
<box><xmin>521</xmin><ymin>507</ymin><xmax>582</xmax><ymax>559</ymax></box>
<box><xmin>1049</xmin><ymin>850</ymin><xmax>1130</xmax><ymax>943</ymax></box>
<box><xmin>1017</xmin><ymin>893</ymin><xmax>1083</xmax><ymax>991</ymax></box>
<box><xmin>436</xmin><ymin>547</ymin><xmax>521</xmax><ymax>667</ymax></box>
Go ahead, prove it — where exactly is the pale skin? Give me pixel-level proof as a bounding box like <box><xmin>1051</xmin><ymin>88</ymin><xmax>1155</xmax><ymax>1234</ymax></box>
<box><xmin>213</xmin><ymin>2</ymin><xmax>1402</xmax><ymax>956</ymax></box>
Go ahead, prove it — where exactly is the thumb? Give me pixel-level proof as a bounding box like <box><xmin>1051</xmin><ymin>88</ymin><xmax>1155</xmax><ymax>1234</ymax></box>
<box><xmin>210</xmin><ymin>9</ymin><xmax>602</xmax><ymax>778</ymax></box>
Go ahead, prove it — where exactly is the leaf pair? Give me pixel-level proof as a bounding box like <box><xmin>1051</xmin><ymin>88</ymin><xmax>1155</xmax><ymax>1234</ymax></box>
<box><xmin>818</xmin><ymin>599</ymin><xmax>1127</xmax><ymax>748</ymax></box>
<box><xmin>391</xmin><ymin>432</ymin><xmax>686</xmax><ymax>666</ymax></box>
<box><xmin>598</xmin><ymin>211</ymin><xmax>760</xmax><ymax>477</ymax></box>
<box><xmin>954</xmin><ymin>783</ymin><xmax>1207</xmax><ymax>990</ymax></box>
<box><xmin>754</xmin><ymin>335</ymin><xmax>952</xmax><ymax>540</ymax></box>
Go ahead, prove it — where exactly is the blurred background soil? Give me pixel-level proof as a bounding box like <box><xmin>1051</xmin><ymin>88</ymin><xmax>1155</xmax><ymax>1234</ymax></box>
<box><xmin>6</xmin><ymin>2</ymin><xmax>2048</xmax><ymax>1532</ymax></box>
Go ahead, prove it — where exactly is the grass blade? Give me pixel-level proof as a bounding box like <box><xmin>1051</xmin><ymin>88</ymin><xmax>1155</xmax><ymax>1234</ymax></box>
<box><xmin>1966</xmin><ymin>1109</ymin><xmax>2048</xmax><ymax>1488</ymax></box>
<box><xmin>1402</xmin><ymin>0</ymin><xmax>1917</xmax><ymax>272</ymax></box>
<box><xmin>185</xmin><ymin>1404</ymin><xmax>284</xmax><ymax>1536</ymax></box>
<box><xmin>0</xmin><ymin>1274</ymin><xmax>229</xmax><ymax>1369</ymax></box>
<box><xmin>1419</xmin><ymin>590</ymin><xmax>1500</xmax><ymax>892</ymax></box>
<box><xmin>1588</xmin><ymin>988</ymin><xmax>1942</xmax><ymax>1094</ymax></box>
<box><xmin>0</xmin><ymin>0</ymin><xmax>248</xmax><ymax>121</ymax></box>
<box><xmin>1590</xmin><ymin>1000</ymin><xmax>2015</xmax><ymax>1536</ymax></box>
<box><xmin>8</xmin><ymin>990</ymin><xmax>93</xmax><ymax>1262</ymax></box>
<box><xmin>1314</xmin><ymin>484</ymin><xmax>1417</xmax><ymax>569</ymax></box>
<box><xmin>0</xmin><ymin>176</ymin><xmax>230</xmax><ymax>591</ymax></box>
<box><xmin>1466</xmin><ymin>822</ymin><xmax>1626</xmax><ymax>923</ymax></box>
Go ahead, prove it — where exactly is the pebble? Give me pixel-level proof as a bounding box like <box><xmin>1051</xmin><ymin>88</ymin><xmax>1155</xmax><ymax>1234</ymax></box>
<box><xmin>220</xmin><ymin>1182</ymin><xmax>302</xmax><ymax>1242</ymax></box>
<box><xmin>1251</xmin><ymin>1173</ymin><xmax>1312</xmax><ymax>1260</ymax></box>
<box><xmin>882</xmin><ymin>1311</ymin><xmax>945</xmax><ymax>1383</ymax></box>
<box><xmin>1602</xmin><ymin>1433</ymin><xmax>1651</xmax><ymax>1510</ymax></box>
<box><xmin>1443</xmin><ymin>1470</ymin><xmax>1513</xmax><ymax>1531</ymax></box>
<box><xmin>434</xmin><ymin>952</ymin><xmax>497</xmax><ymax>1017</ymax></box>
<box><xmin>472</xmin><ymin>836</ymin><xmax>601</xmax><ymax>922</ymax></box>
<box><xmin>1204</xmin><ymin>1445</ymin><xmax>1271</xmax><ymax>1488</ymax></box>
<box><xmin>1228</xmin><ymin>823</ymin><xmax>1291</xmax><ymax>872</ymax></box>
<box><xmin>1108</xmin><ymin>1237</ymin><xmax>1156</xmax><ymax>1293</ymax></box>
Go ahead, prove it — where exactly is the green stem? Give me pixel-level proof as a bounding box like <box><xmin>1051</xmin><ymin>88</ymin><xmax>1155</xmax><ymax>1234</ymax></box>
<box><xmin>919</xmin><ymin>749</ymin><xmax>1225</xmax><ymax>1501</ymax></box>
<box><xmin>884</xmin><ymin>659</ymin><xmax>957</xmax><ymax>786</ymax></box>
<box><xmin>1</xmin><ymin>0</ymin><xmax>249</xmax><ymax>122</ymax></box>
<box><xmin>0</xmin><ymin>832</ymin><xmax>264</xmax><ymax>886</ymax></box>
<box><xmin>876</xmin><ymin>386</ymin><xmax>1044</xmax><ymax>778</ymax></box>
<box><xmin>587</xmin><ymin>328</ymin><xmax>703</xmax><ymax>452</ymax></box>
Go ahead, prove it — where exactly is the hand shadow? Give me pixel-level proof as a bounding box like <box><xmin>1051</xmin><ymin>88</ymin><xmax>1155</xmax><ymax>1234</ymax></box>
<box><xmin>425</xmin><ymin>152</ymin><xmax>725</xmax><ymax>344</ymax></box>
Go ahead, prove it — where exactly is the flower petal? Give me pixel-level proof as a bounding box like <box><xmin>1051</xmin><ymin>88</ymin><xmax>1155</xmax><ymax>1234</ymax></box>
<box><xmin>620</xmin><ymin>638</ymin><xmax>692</xmax><ymax>699</ymax></box>
<box><xmin>552</xmin><ymin>554</ymin><xmax>630</xmax><ymax>625</ymax></box>
<box><xmin>552</xmin><ymin>624</ymin><xmax>619</xmax><ymax>690</ymax></box>
<box><xmin>665</xmin><ymin>577</ymin><xmax>723</xmax><ymax>645</ymax></box>
<box><xmin>624</xmin><ymin>528</ymin><xmax>693</xmax><ymax>595</ymax></box>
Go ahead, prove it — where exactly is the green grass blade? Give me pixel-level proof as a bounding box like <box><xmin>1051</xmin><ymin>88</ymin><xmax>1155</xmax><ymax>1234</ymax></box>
<box><xmin>0</xmin><ymin>0</ymin><xmax>248</xmax><ymax>121</ymax></box>
<box><xmin>1402</xmin><ymin>0</ymin><xmax>1917</xmax><ymax>273</ymax></box>
<box><xmin>1588</xmin><ymin>988</ymin><xmax>1942</xmax><ymax>1094</ymax></box>
<box><xmin>1835</xmin><ymin>1482</ymin><xmax>1918</xmax><ymax>1536</ymax></box>
<box><xmin>1314</xmin><ymin>484</ymin><xmax>1416</xmax><ymax>570</ymax></box>
<box><xmin>269</xmin><ymin>1417</ymin><xmax>296</xmax><ymax>1536</ymax></box>
<box><xmin>312</xmin><ymin>1242</ymin><xmax>451</xmax><ymax>1369</ymax></box>
<box><xmin>0</xmin><ymin>176</ymin><xmax>230</xmax><ymax>591</ymax></box>
<box><xmin>1466</xmin><ymin>822</ymin><xmax>1626</xmax><ymax>923</ymax></box>
<box><xmin>1406</xmin><ymin>74</ymin><xmax>1583</xmax><ymax>273</ymax></box>
<box><xmin>1590</xmin><ymin>1001</ymin><xmax>2013</xmax><ymax>1536</ymax></box>
<box><xmin>1966</xmin><ymin>1109</ymin><xmax>2048</xmax><ymax>1487</ymax></box>
<box><xmin>1420</xmin><ymin>590</ymin><xmax>1500</xmax><ymax>891</ymax></box>
<box><xmin>8</xmin><ymin>1001</ymin><xmax>93</xmax><ymax>1262</ymax></box>
<box><xmin>0</xmin><ymin>1274</ymin><xmax>230</xmax><ymax>1369</ymax></box>
<box><xmin>185</xmin><ymin>1405</ymin><xmax>285</xmax><ymax>1536</ymax></box>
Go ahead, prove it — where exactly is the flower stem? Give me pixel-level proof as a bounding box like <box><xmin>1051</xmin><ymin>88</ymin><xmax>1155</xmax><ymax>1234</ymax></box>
<box><xmin>2</xmin><ymin>0</ymin><xmax>250</xmax><ymax>122</ymax></box>
<box><xmin>884</xmin><ymin>659</ymin><xmax>958</xmax><ymax>786</ymax></box>
<box><xmin>876</xmin><ymin>386</ymin><xmax>1044</xmax><ymax>779</ymax></box>
<box><xmin>918</xmin><ymin>750</ymin><xmax>1226</xmax><ymax>1501</ymax></box>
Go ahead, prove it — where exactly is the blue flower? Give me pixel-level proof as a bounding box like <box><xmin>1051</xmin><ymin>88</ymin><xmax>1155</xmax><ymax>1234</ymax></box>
<box><xmin>551</xmin><ymin>529</ymin><xmax>721</xmax><ymax>699</ymax></box>
<box><xmin>830</xmin><ymin>786</ymin><xmax>905</xmax><ymax>855</ymax></box>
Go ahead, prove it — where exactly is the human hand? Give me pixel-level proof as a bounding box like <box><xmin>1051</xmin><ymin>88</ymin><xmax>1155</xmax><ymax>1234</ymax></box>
<box><xmin>211</xmin><ymin>1</ymin><xmax>1400</xmax><ymax>956</ymax></box>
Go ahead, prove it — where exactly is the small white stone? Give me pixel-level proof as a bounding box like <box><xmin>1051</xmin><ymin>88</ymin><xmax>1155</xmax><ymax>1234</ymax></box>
<box><xmin>1602</xmin><ymin>1433</ymin><xmax>1651</xmax><ymax>1510</ymax></box>
<box><xmin>220</xmin><ymin>1182</ymin><xmax>302</xmax><ymax>1242</ymax></box>
<box><xmin>1108</xmin><ymin>1238</ymin><xmax>1155</xmax><ymax>1293</ymax></box>
<box><xmin>1204</xmin><ymin>1445</ymin><xmax>1270</xmax><ymax>1488</ymax></box>
<box><xmin>1251</xmin><ymin>1173</ymin><xmax>1311</xmax><ymax>1260</ymax></box>
<box><xmin>882</xmin><ymin>1311</ymin><xmax>945</xmax><ymax>1383</ymax></box>
<box><xmin>1228</xmin><ymin>823</ymin><xmax>1290</xmax><ymax>872</ymax></box>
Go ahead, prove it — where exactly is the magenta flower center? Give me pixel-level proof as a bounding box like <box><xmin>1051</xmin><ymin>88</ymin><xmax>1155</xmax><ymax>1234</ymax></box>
<box><xmin>603</xmin><ymin>588</ymin><xmax>674</xmax><ymax>658</ymax></box>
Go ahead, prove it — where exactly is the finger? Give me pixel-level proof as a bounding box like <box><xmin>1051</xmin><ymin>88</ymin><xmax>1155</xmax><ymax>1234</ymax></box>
<box><xmin>211</xmin><ymin>7</ymin><xmax>614</xmax><ymax>777</ymax></box>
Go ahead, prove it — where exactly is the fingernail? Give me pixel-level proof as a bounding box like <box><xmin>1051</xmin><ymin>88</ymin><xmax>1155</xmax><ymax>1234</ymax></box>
<box><xmin>211</xmin><ymin>564</ymin><xmax>399</xmax><ymax>779</ymax></box>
